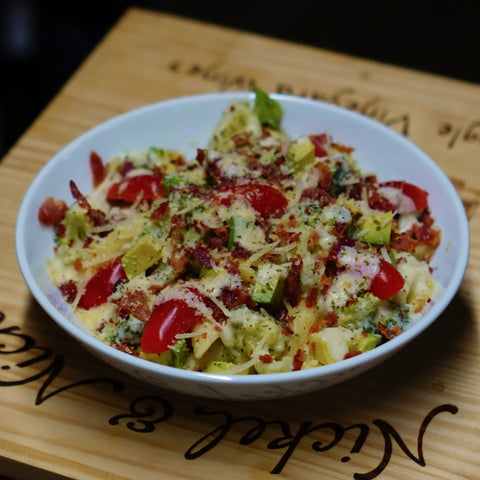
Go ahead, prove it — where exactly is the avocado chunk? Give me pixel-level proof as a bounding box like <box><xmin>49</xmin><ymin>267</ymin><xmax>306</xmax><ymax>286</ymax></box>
<box><xmin>286</xmin><ymin>135</ymin><xmax>316</xmax><ymax>173</ymax></box>
<box><xmin>251</xmin><ymin>263</ymin><xmax>286</xmax><ymax>304</ymax></box>
<box><xmin>162</xmin><ymin>169</ymin><xmax>205</xmax><ymax>193</ymax></box>
<box><xmin>204</xmin><ymin>361</ymin><xmax>243</xmax><ymax>374</ymax></box>
<box><xmin>357</xmin><ymin>211</ymin><xmax>393</xmax><ymax>245</ymax></box>
<box><xmin>338</xmin><ymin>293</ymin><xmax>381</xmax><ymax>327</ymax></box>
<box><xmin>121</xmin><ymin>232</ymin><xmax>163</xmax><ymax>279</ymax></box>
<box><xmin>311</xmin><ymin>327</ymin><xmax>354</xmax><ymax>364</ymax></box>
<box><xmin>227</xmin><ymin>215</ymin><xmax>251</xmax><ymax>251</ymax></box>
<box><xmin>59</xmin><ymin>202</ymin><xmax>89</xmax><ymax>244</ymax></box>
<box><xmin>348</xmin><ymin>332</ymin><xmax>381</xmax><ymax>353</ymax></box>
<box><xmin>254</xmin><ymin>87</ymin><xmax>283</xmax><ymax>129</ymax></box>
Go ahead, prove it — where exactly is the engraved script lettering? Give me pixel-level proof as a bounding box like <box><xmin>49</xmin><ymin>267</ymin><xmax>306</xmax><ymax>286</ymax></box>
<box><xmin>0</xmin><ymin>312</ymin><xmax>124</xmax><ymax>404</ymax></box>
<box><xmin>438</xmin><ymin>120</ymin><xmax>480</xmax><ymax>148</ymax></box>
<box><xmin>185</xmin><ymin>404</ymin><xmax>458</xmax><ymax>479</ymax></box>
<box><xmin>109</xmin><ymin>395</ymin><xmax>173</xmax><ymax>433</ymax></box>
<box><xmin>0</xmin><ymin>311</ymin><xmax>460</xmax><ymax>478</ymax></box>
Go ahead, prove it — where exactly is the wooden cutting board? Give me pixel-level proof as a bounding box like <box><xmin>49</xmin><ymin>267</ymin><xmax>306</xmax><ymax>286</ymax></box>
<box><xmin>0</xmin><ymin>8</ymin><xmax>478</xmax><ymax>480</ymax></box>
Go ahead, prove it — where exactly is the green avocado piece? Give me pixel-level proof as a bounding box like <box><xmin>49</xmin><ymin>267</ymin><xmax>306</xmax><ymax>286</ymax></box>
<box><xmin>348</xmin><ymin>332</ymin><xmax>381</xmax><ymax>353</ymax></box>
<box><xmin>254</xmin><ymin>87</ymin><xmax>283</xmax><ymax>129</ymax></box>
<box><xmin>357</xmin><ymin>211</ymin><xmax>393</xmax><ymax>245</ymax></box>
<box><xmin>59</xmin><ymin>202</ymin><xmax>89</xmax><ymax>244</ymax></box>
<box><xmin>251</xmin><ymin>263</ymin><xmax>286</xmax><ymax>304</ymax></box>
<box><xmin>204</xmin><ymin>361</ymin><xmax>239</xmax><ymax>374</ymax></box>
<box><xmin>338</xmin><ymin>293</ymin><xmax>381</xmax><ymax>327</ymax></box>
<box><xmin>121</xmin><ymin>233</ymin><xmax>163</xmax><ymax>279</ymax></box>
<box><xmin>286</xmin><ymin>136</ymin><xmax>316</xmax><ymax>173</ymax></box>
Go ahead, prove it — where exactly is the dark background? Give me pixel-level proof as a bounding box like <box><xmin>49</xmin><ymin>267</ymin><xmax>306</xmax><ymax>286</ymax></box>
<box><xmin>1</xmin><ymin>0</ymin><xmax>479</xmax><ymax>158</ymax></box>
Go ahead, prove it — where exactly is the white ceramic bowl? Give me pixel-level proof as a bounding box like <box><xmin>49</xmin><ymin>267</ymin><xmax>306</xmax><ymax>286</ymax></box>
<box><xmin>15</xmin><ymin>92</ymin><xmax>470</xmax><ymax>400</ymax></box>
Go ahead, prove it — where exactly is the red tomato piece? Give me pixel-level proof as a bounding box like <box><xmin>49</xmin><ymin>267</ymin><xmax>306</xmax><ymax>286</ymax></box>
<box><xmin>90</xmin><ymin>151</ymin><xmax>106</xmax><ymax>187</ymax></box>
<box><xmin>219</xmin><ymin>184</ymin><xmax>288</xmax><ymax>217</ymax></box>
<box><xmin>38</xmin><ymin>196</ymin><xmax>68</xmax><ymax>226</ymax></box>
<box><xmin>309</xmin><ymin>134</ymin><xmax>329</xmax><ymax>157</ymax></box>
<box><xmin>78</xmin><ymin>257</ymin><xmax>127</xmax><ymax>310</ymax></box>
<box><xmin>369</xmin><ymin>259</ymin><xmax>405</xmax><ymax>300</ymax></box>
<box><xmin>380</xmin><ymin>181</ymin><xmax>428</xmax><ymax>211</ymax></box>
<box><xmin>141</xmin><ymin>299</ymin><xmax>203</xmax><ymax>354</ymax></box>
<box><xmin>107</xmin><ymin>174</ymin><xmax>165</xmax><ymax>203</ymax></box>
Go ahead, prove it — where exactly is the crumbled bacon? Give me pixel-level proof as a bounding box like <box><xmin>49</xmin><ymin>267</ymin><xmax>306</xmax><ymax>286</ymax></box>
<box><xmin>259</xmin><ymin>354</ymin><xmax>274</xmax><ymax>364</ymax></box>
<box><xmin>283</xmin><ymin>255</ymin><xmax>303</xmax><ymax>307</ymax></box>
<box><xmin>112</xmin><ymin>289</ymin><xmax>150</xmax><ymax>322</ymax></box>
<box><xmin>110</xmin><ymin>342</ymin><xmax>140</xmax><ymax>356</ymax></box>
<box><xmin>378</xmin><ymin>323</ymin><xmax>402</xmax><ymax>340</ymax></box>
<box><xmin>70</xmin><ymin>180</ymin><xmax>106</xmax><ymax>226</ymax></box>
<box><xmin>293</xmin><ymin>349</ymin><xmax>306</xmax><ymax>371</ymax></box>
<box><xmin>58</xmin><ymin>280</ymin><xmax>78</xmax><ymax>303</ymax></box>
<box><xmin>220</xmin><ymin>287</ymin><xmax>255</xmax><ymax>311</ymax></box>
<box><xmin>188</xmin><ymin>244</ymin><xmax>215</xmax><ymax>269</ymax></box>
<box><xmin>150</xmin><ymin>201</ymin><xmax>169</xmax><ymax>220</ymax></box>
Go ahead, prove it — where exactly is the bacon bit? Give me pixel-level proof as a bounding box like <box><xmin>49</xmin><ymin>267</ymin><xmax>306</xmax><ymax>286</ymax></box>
<box><xmin>58</xmin><ymin>280</ymin><xmax>78</xmax><ymax>303</ymax></box>
<box><xmin>300</xmin><ymin>187</ymin><xmax>334</xmax><ymax>207</ymax></box>
<box><xmin>89</xmin><ymin>151</ymin><xmax>106</xmax><ymax>187</ymax></box>
<box><xmin>110</xmin><ymin>342</ymin><xmax>140</xmax><ymax>356</ymax></box>
<box><xmin>38</xmin><ymin>196</ymin><xmax>68</xmax><ymax>226</ymax></box>
<box><xmin>309</xmin><ymin>311</ymin><xmax>338</xmax><ymax>333</ymax></box>
<box><xmin>70</xmin><ymin>180</ymin><xmax>107</xmax><ymax>226</ymax></box>
<box><xmin>205</xmin><ymin>226</ymin><xmax>229</xmax><ymax>249</ymax></box>
<box><xmin>344</xmin><ymin>351</ymin><xmax>362</xmax><ymax>359</ymax></box>
<box><xmin>83</xmin><ymin>236</ymin><xmax>94</xmax><ymax>249</ymax></box>
<box><xmin>314</xmin><ymin>162</ymin><xmax>332</xmax><ymax>191</ymax></box>
<box><xmin>118</xmin><ymin>161</ymin><xmax>134</xmax><ymax>176</ymax></box>
<box><xmin>259</xmin><ymin>354</ymin><xmax>274</xmax><ymax>364</ymax></box>
<box><xmin>282</xmin><ymin>325</ymin><xmax>294</xmax><ymax>336</ymax></box>
<box><xmin>149</xmin><ymin>284</ymin><xmax>167</xmax><ymax>296</ymax></box>
<box><xmin>332</xmin><ymin>142</ymin><xmax>354</xmax><ymax>154</ymax></box>
<box><xmin>293</xmin><ymin>349</ymin><xmax>306</xmax><ymax>371</ymax></box>
<box><xmin>231</xmin><ymin>245</ymin><xmax>252</xmax><ymax>259</ymax></box>
<box><xmin>214</xmin><ymin>325</ymin><xmax>222</xmax><ymax>332</ymax></box>
<box><xmin>231</xmin><ymin>132</ymin><xmax>251</xmax><ymax>147</ymax></box>
<box><xmin>150</xmin><ymin>201</ymin><xmax>169</xmax><ymax>220</ymax></box>
<box><xmin>196</xmin><ymin>148</ymin><xmax>207</xmax><ymax>165</ymax></box>
<box><xmin>74</xmin><ymin>259</ymin><xmax>83</xmax><ymax>272</ymax></box>
<box><xmin>169</xmin><ymin>251</ymin><xmax>188</xmax><ymax>272</ymax></box>
<box><xmin>187</xmin><ymin>244</ymin><xmax>215</xmax><ymax>269</ymax></box>
<box><xmin>367</xmin><ymin>184</ymin><xmax>397</xmax><ymax>212</ymax></box>
<box><xmin>220</xmin><ymin>287</ymin><xmax>255</xmax><ymax>311</ymax></box>
<box><xmin>112</xmin><ymin>289</ymin><xmax>150</xmax><ymax>322</ymax></box>
<box><xmin>378</xmin><ymin>323</ymin><xmax>403</xmax><ymax>341</ymax></box>
<box><xmin>168</xmin><ymin>215</ymin><xmax>187</xmax><ymax>242</ymax></box>
<box><xmin>390</xmin><ymin>210</ymin><xmax>441</xmax><ymax>259</ymax></box>
<box><xmin>283</xmin><ymin>255</ymin><xmax>303</xmax><ymax>307</ymax></box>
<box><xmin>305</xmin><ymin>288</ymin><xmax>318</xmax><ymax>308</ymax></box>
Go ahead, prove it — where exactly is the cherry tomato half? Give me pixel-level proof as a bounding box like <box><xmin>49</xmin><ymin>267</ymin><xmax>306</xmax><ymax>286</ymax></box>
<box><xmin>379</xmin><ymin>181</ymin><xmax>428</xmax><ymax>212</ymax></box>
<box><xmin>369</xmin><ymin>259</ymin><xmax>405</xmax><ymax>300</ymax></box>
<box><xmin>219</xmin><ymin>183</ymin><xmax>288</xmax><ymax>217</ymax></box>
<box><xmin>309</xmin><ymin>134</ymin><xmax>329</xmax><ymax>157</ymax></box>
<box><xmin>141</xmin><ymin>299</ymin><xmax>203</xmax><ymax>354</ymax></box>
<box><xmin>107</xmin><ymin>174</ymin><xmax>165</xmax><ymax>203</ymax></box>
<box><xmin>78</xmin><ymin>257</ymin><xmax>127</xmax><ymax>310</ymax></box>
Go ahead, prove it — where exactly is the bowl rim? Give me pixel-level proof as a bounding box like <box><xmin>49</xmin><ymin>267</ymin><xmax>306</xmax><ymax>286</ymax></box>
<box><xmin>15</xmin><ymin>91</ymin><xmax>471</xmax><ymax>388</ymax></box>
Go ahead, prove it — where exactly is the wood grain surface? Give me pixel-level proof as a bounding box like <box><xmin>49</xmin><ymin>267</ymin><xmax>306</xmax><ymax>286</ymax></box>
<box><xmin>0</xmin><ymin>8</ymin><xmax>479</xmax><ymax>480</ymax></box>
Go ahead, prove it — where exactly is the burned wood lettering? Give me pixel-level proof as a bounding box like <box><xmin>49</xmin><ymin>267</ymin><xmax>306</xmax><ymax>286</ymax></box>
<box><xmin>438</xmin><ymin>120</ymin><xmax>480</xmax><ymax>149</ymax></box>
<box><xmin>0</xmin><ymin>311</ymin><xmax>460</xmax><ymax>478</ymax></box>
<box><xmin>167</xmin><ymin>60</ymin><xmax>410</xmax><ymax>137</ymax></box>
